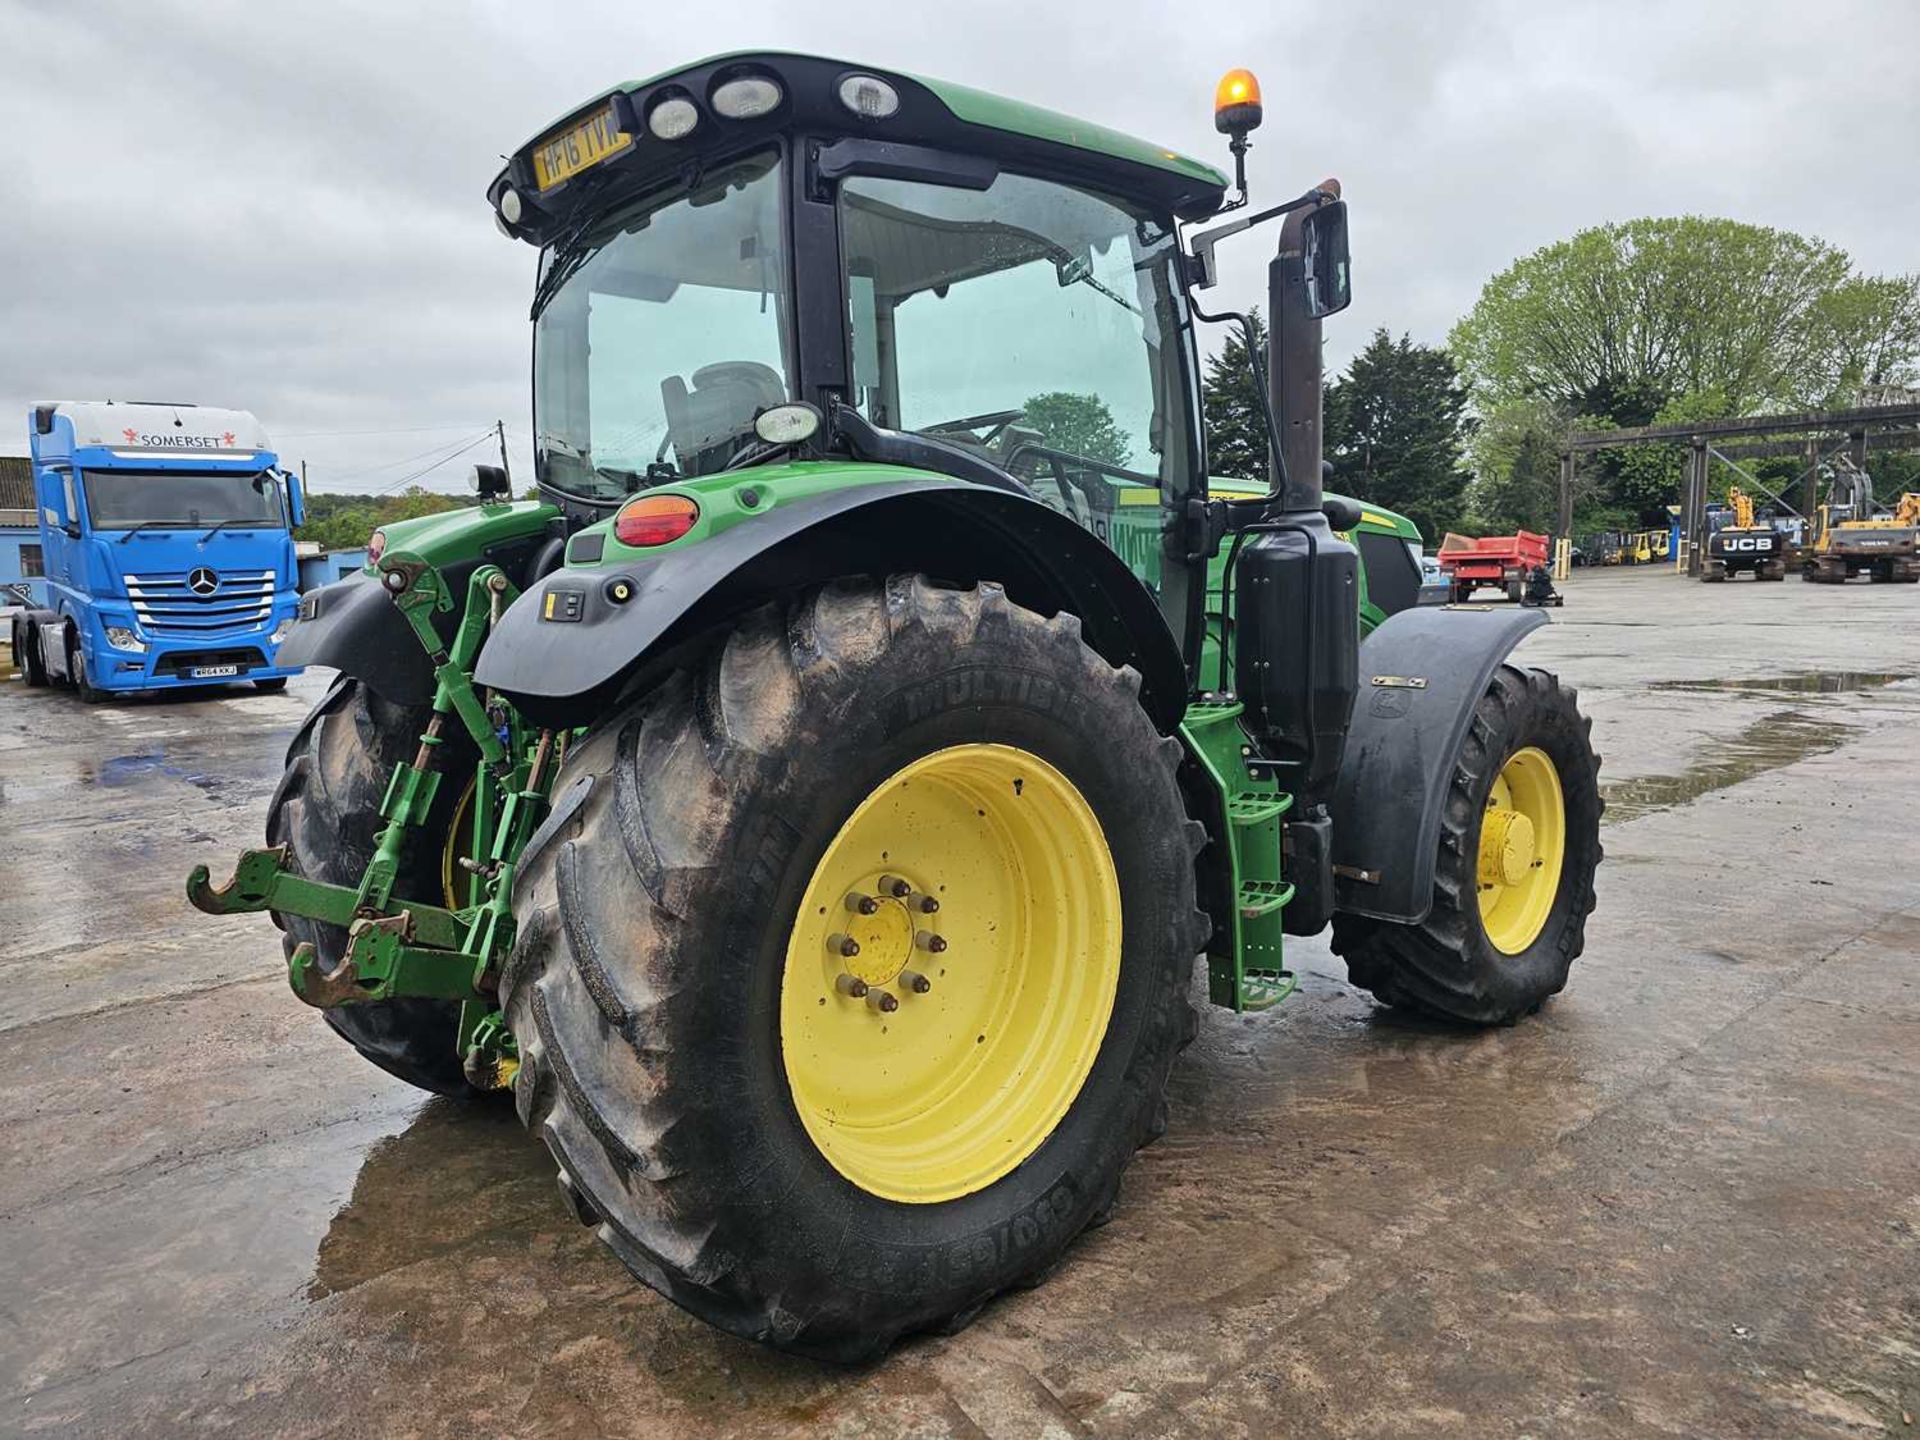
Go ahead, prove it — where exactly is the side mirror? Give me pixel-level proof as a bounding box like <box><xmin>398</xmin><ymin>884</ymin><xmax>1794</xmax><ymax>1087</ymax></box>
<box><xmin>284</xmin><ymin>470</ymin><xmax>305</xmax><ymax>528</ymax></box>
<box><xmin>1301</xmin><ymin>201</ymin><xmax>1351</xmax><ymax>318</ymax></box>
<box><xmin>469</xmin><ymin>463</ymin><xmax>512</xmax><ymax>502</ymax></box>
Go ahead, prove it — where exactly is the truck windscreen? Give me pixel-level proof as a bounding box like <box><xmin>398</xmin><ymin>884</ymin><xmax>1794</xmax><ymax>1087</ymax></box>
<box><xmin>81</xmin><ymin>468</ymin><xmax>285</xmax><ymax>530</ymax></box>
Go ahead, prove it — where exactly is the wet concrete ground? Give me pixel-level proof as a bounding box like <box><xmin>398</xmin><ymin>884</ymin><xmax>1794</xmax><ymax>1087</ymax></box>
<box><xmin>2</xmin><ymin>566</ymin><xmax>1917</xmax><ymax>1438</ymax></box>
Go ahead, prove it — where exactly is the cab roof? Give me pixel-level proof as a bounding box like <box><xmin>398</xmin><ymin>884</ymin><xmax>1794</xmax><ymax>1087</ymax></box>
<box><xmin>31</xmin><ymin>402</ymin><xmax>272</xmax><ymax>458</ymax></box>
<box><xmin>492</xmin><ymin>52</ymin><xmax>1229</xmax><ymax>241</ymax></box>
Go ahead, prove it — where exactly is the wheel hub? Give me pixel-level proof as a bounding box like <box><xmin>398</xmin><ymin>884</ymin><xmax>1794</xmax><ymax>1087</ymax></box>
<box><xmin>1478</xmin><ymin>809</ymin><xmax>1537</xmax><ymax>888</ymax></box>
<box><xmin>841</xmin><ymin>892</ymin><xmax>916</xmax><ymax>988</ymax></box>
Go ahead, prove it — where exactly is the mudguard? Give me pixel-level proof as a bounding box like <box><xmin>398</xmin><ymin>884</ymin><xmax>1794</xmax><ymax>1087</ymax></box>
<box><xmin>279</xmin><ymin>567</ymin><xmax>451</xmax><ymax>706</ymax></box>
<box><xmin>473</xmin><ymin>480</ymin><xmax>1188</xmax><ymax>732</ymax></box>
<box><xmin>1329</xmin><ymin>605</ymin><xmax>1550</xmax><ymax>923</ymax></box>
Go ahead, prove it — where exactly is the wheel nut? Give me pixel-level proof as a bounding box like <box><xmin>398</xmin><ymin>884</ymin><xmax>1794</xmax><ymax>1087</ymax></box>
<box><xmin>835</xmin><ymin>974</ymin><xmax>870</xmax><ymax>999</ymax></box>
<box><xmin>915</xmin><ymin>895</ymin><xmax>940</xmax><ymax>914</ymax></box>
<box><xmin>900</xmin><ymin>970</ymin><xmax>931</xmax><ymax>994</ymax></box>
<box><xmin>878</xmin><ymin>874</ymin><xmax>912</xmax><ymax>899</ymax></box>
<box><xmin>866</xmin><ymin>987</ymin><xmax>899</xmax><ymax>1014</ymax></box>
<box><xmin>844</xmin><ymin>892</ymin><xmax>879</xmax><ymax>915</ymax></box>
<box><xmin>915</xmin><ymin>930</ymin><xmax>947</xmax><ymax>954</ymax></box>
<box><xmin>829</xmin><ymin>932</ymin><xmax>860</xmax><ymax>958</ymax></box>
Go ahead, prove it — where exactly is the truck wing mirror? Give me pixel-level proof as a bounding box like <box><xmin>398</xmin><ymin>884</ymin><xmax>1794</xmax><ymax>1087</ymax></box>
<box><xmin>285</xmin><ymin>469</ymin><xmax>306</xmax><ymax>527</ymax></box>
<box><xmin>1301</xmin><ymin>201</ymin><xmax>1351</xmax><ymax>318</ymax></box>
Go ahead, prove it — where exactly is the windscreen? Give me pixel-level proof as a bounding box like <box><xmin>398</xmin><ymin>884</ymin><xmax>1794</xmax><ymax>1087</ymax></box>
<box><xmin>533</xmin><ymin>150</ymin><xmax>791</xmax><ymax>502</ymax></box>
<box><xmin>81</xmin><ymin>469</ymin><xmax>285</xmax><ymax>530</ymax></box>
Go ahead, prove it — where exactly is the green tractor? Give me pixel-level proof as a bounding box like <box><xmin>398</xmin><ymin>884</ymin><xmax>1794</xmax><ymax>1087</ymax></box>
<box><xmin>190</xmin><ymin>53</ymin><xmax>1601</xmax><ymax>1361</ymax></box>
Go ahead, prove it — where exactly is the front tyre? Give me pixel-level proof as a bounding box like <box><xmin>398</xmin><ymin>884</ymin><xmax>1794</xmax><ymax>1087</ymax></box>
<box><xmin>504</xmin><ymin>577</ymin><xmax>1205</xmax><ymax>1361</ymax></box>
<box><xmin>69</xmin><ymin>634</ymin><xmax>109</xmax><ymax>704</ymax></box>
<box><xmin>1332</xmin><ymin>665</ymin><xmax>1602</xmax><ymax>1025</ymax></box>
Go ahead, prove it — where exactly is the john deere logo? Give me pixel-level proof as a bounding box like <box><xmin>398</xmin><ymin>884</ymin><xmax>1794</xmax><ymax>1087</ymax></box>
<box><xmin>188</xmin><ymin>568</ymin><xmax>219</xmax><ymax>596</ymax></box>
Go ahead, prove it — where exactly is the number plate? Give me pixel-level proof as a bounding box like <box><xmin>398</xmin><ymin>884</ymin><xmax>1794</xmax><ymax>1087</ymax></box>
<box><xmin>191</xmin><ymin>665</ymin><xmax>239</xmax><ymax>678</ymax></box>
<box><xmin>531</xmin><ymin>105</ymin><xmax>632</xmax><ymax>192</ymax></box>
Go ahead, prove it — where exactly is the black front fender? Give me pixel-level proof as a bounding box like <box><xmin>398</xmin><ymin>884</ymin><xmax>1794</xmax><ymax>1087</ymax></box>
<box><xmin>1330</xmin><ymin>605</ymin><xmax>1550</xmax><ymax>923</ymax></box>
<box><xmin>473</xmin><ymin>481</ymin><xmax>1188</xmax><ymax>732</ymax></box>
<box><xmin>278</xmin><ymin>568</ymin><xmax>444</xmax><ymax>705</ymax></box>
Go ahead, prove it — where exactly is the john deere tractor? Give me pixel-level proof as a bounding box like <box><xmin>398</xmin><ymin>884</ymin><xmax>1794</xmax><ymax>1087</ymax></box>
<box><xmin>189</xmin><ymin>54</ymin><xmax>1601</xmax><ymax>1361</ymax></box>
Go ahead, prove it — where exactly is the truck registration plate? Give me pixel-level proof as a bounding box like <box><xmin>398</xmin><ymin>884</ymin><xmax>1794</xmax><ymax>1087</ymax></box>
<box><xmin>531</xmin><ymin>105</ymin><xmax>631</xmax><ymax>191</ymax></box>
<box><xmin>191</xmin><ymin>665</ymin><xmax>239</xmax><ymax>678</ymax></box>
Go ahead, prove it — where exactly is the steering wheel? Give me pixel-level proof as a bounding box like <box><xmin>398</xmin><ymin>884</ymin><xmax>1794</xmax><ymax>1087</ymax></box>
<box><xmin>920</xmin><ymin>408</ymin><xmax>1026</xmax><ymax>448</ymax></box>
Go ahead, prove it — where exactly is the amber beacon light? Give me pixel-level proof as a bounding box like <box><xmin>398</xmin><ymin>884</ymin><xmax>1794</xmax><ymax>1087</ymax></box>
<box><xmin>1214</xmin><ymin>68</ymin><xmax>1263</xmax><ymax>135</ymax></box>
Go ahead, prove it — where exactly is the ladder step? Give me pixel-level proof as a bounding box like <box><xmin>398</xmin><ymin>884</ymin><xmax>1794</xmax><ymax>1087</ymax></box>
<box><xmin>1238</xmin><ymin>879</ymin><xmax>1294</xmax><ymax>919</ymax></box>
<box><xmin>1228</xmin><ymin>792</ymin><xmax>1288</xmax><ymax>826</ymax></box>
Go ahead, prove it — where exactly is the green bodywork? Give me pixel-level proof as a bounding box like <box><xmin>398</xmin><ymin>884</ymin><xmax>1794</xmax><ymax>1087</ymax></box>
<box><xmin>521</xmin><ymin>51</ymin><xmax>1224</xmax><ymax>193</ymax></box>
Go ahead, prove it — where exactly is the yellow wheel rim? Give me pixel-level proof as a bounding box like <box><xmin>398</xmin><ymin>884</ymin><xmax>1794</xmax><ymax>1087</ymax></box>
<box><xmin>779</xmin><ymin>743</ymin><xmax>1122</xmax><ymax>1204</ymax></box>
<box><xmin>1477</xmin><ymin>746</ymin><xmax>1566</xmax><ymax>954</ymax></box>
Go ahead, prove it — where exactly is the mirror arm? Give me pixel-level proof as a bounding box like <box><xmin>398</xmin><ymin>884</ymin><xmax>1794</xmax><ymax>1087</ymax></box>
<box><xmin>1184</xmin><ymin>184</ymin><xmax>1339</xmax><ymax>290</ymax></box>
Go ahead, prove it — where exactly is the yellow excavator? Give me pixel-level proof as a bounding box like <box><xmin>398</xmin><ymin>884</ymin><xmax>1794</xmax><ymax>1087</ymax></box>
<box><xmin>1802</xmin><ymin>462</ymin><xmax>1920</xmax><ymax>584</ymax></box>
<box><xmin>1702</xmin><ymin>485</ymin><xmax>1787</xmax><ymax>582</ymax></box>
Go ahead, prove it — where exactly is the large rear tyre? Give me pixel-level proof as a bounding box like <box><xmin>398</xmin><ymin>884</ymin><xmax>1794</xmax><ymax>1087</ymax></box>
<box><xmin>1332</xmin><ymin>665</ymin><xmax>1602</xmax><ymax>1025</ymax></box>
<box><xmin>503</xmin><ymin>577</ymin><xmax>1205</xmax><ymax>1362</ymax></box>
<box><xmin>265</xmin><ymin>676</ymin><xmax>481</xmax><ymax>1095</ymax></box>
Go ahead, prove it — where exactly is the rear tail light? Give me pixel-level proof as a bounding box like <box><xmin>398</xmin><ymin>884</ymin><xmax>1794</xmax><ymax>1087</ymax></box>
<box><xmin>614</xmin><ymin>494</ymin><xmax>699</xmax><ymax>547</ymax></box>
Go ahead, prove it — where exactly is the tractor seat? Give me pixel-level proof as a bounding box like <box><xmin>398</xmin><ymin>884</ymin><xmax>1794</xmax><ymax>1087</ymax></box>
<box><xmin>661</xmin><ymin>361</ymin><xmax>786</xmax><ymax>472</ymax></box>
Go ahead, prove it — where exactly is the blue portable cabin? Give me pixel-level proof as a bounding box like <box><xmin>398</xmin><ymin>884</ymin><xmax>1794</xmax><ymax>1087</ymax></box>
<box><xmin>9</xmin><ymin>401</ymin><xmax>307</xmax><ymax>697</ymax></box>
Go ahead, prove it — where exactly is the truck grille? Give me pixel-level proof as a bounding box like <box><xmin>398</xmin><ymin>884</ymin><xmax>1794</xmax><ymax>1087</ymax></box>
<box><xmin>126</xmin><ymin>569</ymin><xmax>276</xmax><ymax>635</ymax></box>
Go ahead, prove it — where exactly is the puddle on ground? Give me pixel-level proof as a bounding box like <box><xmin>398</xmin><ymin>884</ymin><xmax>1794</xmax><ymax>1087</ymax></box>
<box><xmin>1600</xmin><ymin>709</ymin><xmax>1851</xmax><ymax>823</ymax></box>
<box><xmin>1652</xmin><ymin>670</ymin><xmax>1916</xmax><ymax>694</ymax></box>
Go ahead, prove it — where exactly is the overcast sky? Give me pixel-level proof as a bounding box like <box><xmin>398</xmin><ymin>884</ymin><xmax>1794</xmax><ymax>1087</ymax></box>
<box><xmin>4</xmin><ymin>0</ymin><xmax>1916</xmax><ymax>492</ymax></box>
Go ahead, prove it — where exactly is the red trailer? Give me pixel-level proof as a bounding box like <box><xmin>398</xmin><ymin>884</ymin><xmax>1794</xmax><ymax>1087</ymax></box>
<box><xmin>1438</xmin><ymin>530</ymin><xmax>1550</xmax><ymax>603</ymax></box>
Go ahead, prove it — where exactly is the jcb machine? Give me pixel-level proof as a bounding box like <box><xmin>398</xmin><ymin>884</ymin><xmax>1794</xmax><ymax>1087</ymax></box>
<box><xmin>1802</xmin><ymin>461</ymin><xmax>1920</xmax><ymax>583</ymax></box>
<box><xmin>1702</xmin><ymin>486</ymin><xmax>1786</xmax><ymax>582</ymax></box>
<box><xmin>189</xmin><ymin>56</ymin><xmax>1602</xmax><ymax>1360</ymax></box>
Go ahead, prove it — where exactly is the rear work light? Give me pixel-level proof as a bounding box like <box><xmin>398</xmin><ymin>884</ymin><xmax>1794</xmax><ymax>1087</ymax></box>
<box><xmin>614</xmin><ymin>494</ymin><xmax>699</xmax><ymax>547</ymax></box>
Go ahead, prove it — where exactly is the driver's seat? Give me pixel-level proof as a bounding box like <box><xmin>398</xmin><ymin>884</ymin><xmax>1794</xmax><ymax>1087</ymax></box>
<box><xmin>661</xmin><ymin>362</ymin><xmax>785</xmax><ymax>472</ymax></box>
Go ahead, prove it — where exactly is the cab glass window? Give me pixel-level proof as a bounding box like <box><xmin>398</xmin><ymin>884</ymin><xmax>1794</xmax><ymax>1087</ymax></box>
<box><xmin>839</xmin><ymin>171</ymin><xmax>1197</xmax><ymax>594</ymax></box>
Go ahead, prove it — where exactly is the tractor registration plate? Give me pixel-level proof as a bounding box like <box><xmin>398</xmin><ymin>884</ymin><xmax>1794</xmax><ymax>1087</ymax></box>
<box><xmin>191</xmin><ymin>664</ymin><xmax>239</xmax><ymax>678</ymax></box>
<box><xmin>531</xmin><ymin>105</ymin><xmax>631</xmax><ymax>191</ymax></box>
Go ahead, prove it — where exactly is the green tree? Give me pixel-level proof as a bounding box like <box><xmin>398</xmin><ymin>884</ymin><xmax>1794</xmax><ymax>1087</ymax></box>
<box><xmin>1469</xmin><ymin>426</ymin><xmax>1559</xmax><ymax>534</ymax></box>
<box><xmin>1200</xmin><ymin>308</ymin><xmax>1270</xmax><ymax>481</ymax></box>
<box><xmin>295</xmin><ymin>486</ymin><xmax>466</xmax><ymax>551</ymax></box>
<box><xmin>1450</xmin><ymin>216</ymin><xmax>1920</xmax><ymax>416</ymax></box>
<box><xmin>1324</xmin><ymin>329</ymin><xmax>1474</xmax><ymax>543</ymax></box>
<box><xmin>1021</xmin><ymin>391</ymin><xmax>1131</xmax><ymax>467</ymax></box>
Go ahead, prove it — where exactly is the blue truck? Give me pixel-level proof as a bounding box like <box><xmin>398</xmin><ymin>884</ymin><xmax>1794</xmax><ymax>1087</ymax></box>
<box><xmin>9</xmin><ymin>401</ymin><xmax>306</xmax><ymax>699</ymax></box>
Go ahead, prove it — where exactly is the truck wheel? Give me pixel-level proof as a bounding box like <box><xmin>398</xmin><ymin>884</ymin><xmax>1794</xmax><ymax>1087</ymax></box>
<box><xmin>504</xmin><ymin>577</ymin><xmax>1205</xmax><ymax>1361</ymax></box>
<box><xmin>12</xmin><ymin>617</ymin><xmax>48</xmax><ymax>687</ymax></box>
<box><xmin>1505</xmin><ymin>578</ymin><xmax>1524</xmax><ymax>603</ymax></box>
<box><xmin>266</xmin><ymin>676</ymin><xmax>481</xmax><ymax>1095</ymax></box>
<box><xmin>1332</xmin><ymin>665</ymin><xmax>1602</xmax><ymax>1025</ymax></box>
<box><xmin>68</xmin><ymin>633</ymin><xmax>109</xmax><ymax>704</ymax></box>
<box><xmin>253</xmin><ymin>676</ymin><xmax>289</xmax><ymax>693</ymax></box>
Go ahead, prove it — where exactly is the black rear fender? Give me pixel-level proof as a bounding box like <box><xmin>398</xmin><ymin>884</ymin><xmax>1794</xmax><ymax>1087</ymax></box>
<box><xmin>1330</xmin><ymin>605</ymin><xmax>1550</xmax><ymax>924</ymax></box>
<box><xmin>472</xmin><ymin>481</ymin><xmax>1187</xmax><ymax>732</ymax></box>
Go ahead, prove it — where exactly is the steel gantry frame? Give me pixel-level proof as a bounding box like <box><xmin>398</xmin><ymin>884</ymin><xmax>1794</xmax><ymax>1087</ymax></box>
<box><xmin>1559</xmin><ymin>402</ymin><xmax>1920</xmax><ymax>576</ymax></box>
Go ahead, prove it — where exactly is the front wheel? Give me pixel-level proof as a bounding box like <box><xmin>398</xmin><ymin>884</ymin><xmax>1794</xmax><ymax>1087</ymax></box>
<box><xmin>1332</xmin><ymin>665</ymin><xmax>1602</xmax><ymax>1025</ymax></box>
<box><xmin>504</xmin><ymin>577</ymin><xmax>1204</xmax><ymax>1361</ymax></box>
<box><xmin>253</xmin><ymin>676</ymin><xmax>289</xmax><ymax>693</ymax></box>
<box><xmin>68</xmin><ymin>635</ymin><xmax>109</xmax><ymax>704</ymax></box>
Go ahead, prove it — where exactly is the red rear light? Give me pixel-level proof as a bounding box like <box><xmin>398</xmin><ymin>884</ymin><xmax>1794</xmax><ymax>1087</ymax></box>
<box><xmin>614</xmin><ymin>494</ymin><xmax>699</xmax><ymax>547</ymax></box>
<box><xmin>367</xmin><ymin>529</ymin><xmax>387</xmax><ymax>565</ymax></box>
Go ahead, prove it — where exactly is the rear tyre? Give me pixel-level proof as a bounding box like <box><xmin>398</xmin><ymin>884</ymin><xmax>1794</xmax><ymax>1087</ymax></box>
<box><xmin>504</xmin><ymin>577</ymin><xmax>1204</xmax><ymax>1362</ymax></box>
<box><xmin>1332</xmin><ymin>665</ymin><xmax>1602</xmax><ymax>1025</ymax></box>
<box><xmin>1505</xmin><ymin>578</ymin><xmax>1524</xmax><ymax>602</ymax></box>
<box><xmin>12</xmin><ymin>618</ymin><xmax>48</xmax><ymax>687</ymax></box>
<box><xmin>266</xmin><ymin>676</ymin><xmax>481</xmax><ymax>1095</ymax></box>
